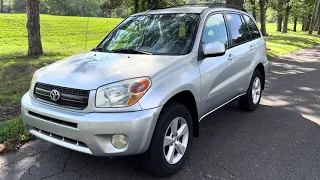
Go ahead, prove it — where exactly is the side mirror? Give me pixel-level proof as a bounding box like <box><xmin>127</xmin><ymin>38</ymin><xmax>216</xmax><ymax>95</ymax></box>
<box><xmin>203</xmin><ymin>42</ymin><xmax>226</xmax><ymax>56</ymax></box>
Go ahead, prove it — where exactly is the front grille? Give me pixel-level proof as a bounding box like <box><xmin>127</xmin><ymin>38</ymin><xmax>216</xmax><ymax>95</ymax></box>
<box><xmin>34</xmin><ymin>82</ymin><xmax>90</xmax><ymax>110</ymax></box>
<box><xmin>29</xmin><ymin>111</ymin><xmax>78</xmax><ymax>129</ymax></box>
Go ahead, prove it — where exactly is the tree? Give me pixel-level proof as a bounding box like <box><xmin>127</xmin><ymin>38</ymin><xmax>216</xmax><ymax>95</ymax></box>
<box><xmin>43</xmin><ymin>0</ymin><xmax>102</xmax><ymax>17</ymax></box>
<box><xmin>309</xmin><ymin>0</ymin><xmax>320</xmax><ymax>34</ymax></box>
<box><xmin>1</xmin><ymin>0</ymin><xmax>3</xmax><ymax>13</ymax></box>
<box><xmin>226</xmin><ymin>0</ymin><xmax>244</xmax><ymax>8</ymax></box>
<box><xmin>282</xmin><ymin>1</ymin><xmax>293</xmax><ymax>33</ymax></box>
<box><xmin>26</xmin><ymin>0</ymin><xmax>43</xmax><ymax>56</ymax></box>
<box><xmin>13</xmin><ymin>0</ymin><xmax>26</xmax><ymax>13</ymax></box>
<box><xmin>318</xmin><ymin>14</ymin><xmax>320</xmax><ymax>34</ymax></box>
<box><xmin>290</xmin><ymin>0</ymin><xmax>308</xmax><ymax>32</ymax></box>
<box><xmin>293</xmin><ymin>17</ymin><xmax>298</xmax><ymax>31</ymax></box>
<box><xmin>100</xmin><ymin>0</ymin><xmax>123</xmax><ymax>17</ymax></box>
<box><xmin>277</xmin><ymin>0</ymin><xmax>284</xmax><ymax>32</ymax></box>
<box><xmin>248</xmin><ymin>0</ymin><xmax>257</xmax><ymax>19</ymax></box>
<box><xmin>259</xmin><ymin>0</ymin><xmax>267</xmax><ymax>36</ymax></box>
<box><xmin>134</xmin><ymin>0</ymin><xmax>139</xmax><ymax>13</ymax></box>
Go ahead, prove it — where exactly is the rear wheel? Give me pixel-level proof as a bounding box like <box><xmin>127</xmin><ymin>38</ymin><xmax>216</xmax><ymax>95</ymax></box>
<box><xmin>238</xmin><ymin>70</ymin><xmax>263</xmax><ymax>111</ymax></box>
<box><xmin>141</xmin><ymin>102</ymin><xmax>193</xmax><ymax>177</ymax></box>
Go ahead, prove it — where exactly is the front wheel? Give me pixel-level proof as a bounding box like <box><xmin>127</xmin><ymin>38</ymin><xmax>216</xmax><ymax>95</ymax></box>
<box><xmin>238</xmin><ymin>70</ymin><xmax>263</xmax><ymax>111</ymax></box>
<box><xmin>141</xmin><ymin>102</ymin><xmax>193</xmax><ymax>177</ymax></box>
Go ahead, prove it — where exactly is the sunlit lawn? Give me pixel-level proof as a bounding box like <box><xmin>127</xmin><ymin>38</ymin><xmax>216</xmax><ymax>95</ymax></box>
<box><xmin>0</xmin><ymin>14</ymin><xmax>319</xmax><ymax>152</ymax></box>
<box><xmin>263</xmin><ymin>23</ymin><xmax>320</xmax><ymax>58</ymax></box>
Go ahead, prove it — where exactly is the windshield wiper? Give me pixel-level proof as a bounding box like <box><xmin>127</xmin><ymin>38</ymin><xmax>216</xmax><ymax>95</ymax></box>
<box><xmin>93</xmin><ymin>47</ymin><xmax>113</xmax><ymax>53</ymax></box>
<box><xmin>112</xmin><ymin>48</ymin><xmax>153</xmax><ymax>55</ymax></box>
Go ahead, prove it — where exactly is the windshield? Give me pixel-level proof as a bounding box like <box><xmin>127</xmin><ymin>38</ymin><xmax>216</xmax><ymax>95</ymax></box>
<box><xmin>97</xmin><ymin>13</ymin><xmax>200</xmax><ymax>55</ymax></box>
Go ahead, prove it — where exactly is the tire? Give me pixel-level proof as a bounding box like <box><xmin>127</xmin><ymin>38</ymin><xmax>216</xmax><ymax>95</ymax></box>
<box><xmin>238</xmin><ymin>70</ymin><xmax>263</xmax><ymax>111</ymax></box>
<box><xmin>141</xmin><ymin>102</ymin><xmax>193</xmax><ymax>177</ymax></box>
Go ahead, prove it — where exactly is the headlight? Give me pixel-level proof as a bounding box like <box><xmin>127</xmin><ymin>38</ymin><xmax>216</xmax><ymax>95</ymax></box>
<box><xmin>29</xmin><ymin>69</ymin><xmax>42</xmax><ymax>98</ymax></box>
<box><xmin>96</xmin><ymin>77</ymin><xmax>151</xmax><ymax>108</ymax></box>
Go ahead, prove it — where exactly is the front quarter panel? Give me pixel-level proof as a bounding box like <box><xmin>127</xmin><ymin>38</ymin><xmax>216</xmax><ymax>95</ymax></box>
<box><xmin>138</xmin><ymin>56</ymin><xmax>201</xmax><ymax>117</ymax></box>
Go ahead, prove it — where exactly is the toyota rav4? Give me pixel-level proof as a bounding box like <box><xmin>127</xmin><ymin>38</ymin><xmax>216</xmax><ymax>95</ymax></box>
<box><xmin>22</xmin><ymin>4</ymin><xmax>269</xmax><ymax>177</ymax></box>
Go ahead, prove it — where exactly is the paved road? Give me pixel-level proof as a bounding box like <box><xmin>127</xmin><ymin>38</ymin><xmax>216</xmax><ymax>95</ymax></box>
<box><xmin>1</xmin><ymin>46</ymin><xmax>320</xmax><ymax>180</ymax></box>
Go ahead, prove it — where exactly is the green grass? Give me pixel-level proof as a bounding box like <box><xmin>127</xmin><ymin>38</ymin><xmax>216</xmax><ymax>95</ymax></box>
<box><xmin>0</xmin><ymin>14</ymin><xmax>319</xmax><ymax>151</ymax></box>
<box><xmin>0</xmin><ymin>117</ymin><xmax>34</xmax><ymax>153</ymax></box>
<box><xmin>0</xmin><ymin>117</ymin><xmax>28</xmax><ymax>143</ymax></box>
<box><xmin>264</xmin><ymin>23</ymin><xmax>320</xmax><ymax>58</ymax></box>
<box><xmin>0</xmin><ymin>13</ymin><xmax>122</xmax><ymax>64</ymax></box>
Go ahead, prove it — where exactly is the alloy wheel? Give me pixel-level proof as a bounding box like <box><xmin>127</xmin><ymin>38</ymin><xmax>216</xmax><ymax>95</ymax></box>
<box><xmin>252</xmin><ymin>77</ymin><xmax>261</xmax><ymax>104</ymax></box>
<box><xmin>163</xmin><ymin>117</ymin><xmax>189</xmax><ymax>165</ymax></box>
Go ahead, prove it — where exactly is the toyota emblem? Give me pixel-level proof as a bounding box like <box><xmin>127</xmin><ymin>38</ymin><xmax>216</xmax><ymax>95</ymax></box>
<box><xmin>50</xmin><ymin>89</ymin><xmax>61</xmax><ymax>101</ymax></box>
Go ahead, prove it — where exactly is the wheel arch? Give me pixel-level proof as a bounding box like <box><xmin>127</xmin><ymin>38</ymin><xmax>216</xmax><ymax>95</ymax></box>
<box><xmin>255</xmin><ymin>63</ymin><xmax>265</xmax><ymax>90</ymax></box>
<box><xmin>164</xmin><ymin>90</ymin><xmax>200</xmax><ymax>137</ymax></box>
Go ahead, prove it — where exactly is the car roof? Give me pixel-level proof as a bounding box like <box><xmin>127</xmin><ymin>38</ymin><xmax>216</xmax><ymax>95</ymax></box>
<box><xmin>133</xmin><ymin>4</ymin><xmax>248</xmax><ymax>16</ymax></box>
<box><xmin>134</xmin><ymin>7</ymin><xmax>208</xmax><ymax>15</ymax></box>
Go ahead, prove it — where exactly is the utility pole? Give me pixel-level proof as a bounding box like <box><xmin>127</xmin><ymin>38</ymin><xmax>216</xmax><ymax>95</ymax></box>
<box><xmin>309</xmin><ymin>0</ymin><xmax>320</xmax><ymax>34</ymax></box>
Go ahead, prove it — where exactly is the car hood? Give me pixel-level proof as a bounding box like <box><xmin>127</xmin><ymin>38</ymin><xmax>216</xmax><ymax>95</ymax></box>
<box><xmin>36</xmin><ymin>51</ymin><xmax>180</xmax><ymax>89</ymax></box>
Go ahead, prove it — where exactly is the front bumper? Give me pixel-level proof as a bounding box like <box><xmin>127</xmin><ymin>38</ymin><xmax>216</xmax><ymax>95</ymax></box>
<box><xmin>21</xmin><ymin>93</ymin><xmax>162</xmax><ymax>156</ymax></box>
<box><xmin>263</xmin><ymin>60</ymin><xmax>270</xmax><ymax>72</ymax></box>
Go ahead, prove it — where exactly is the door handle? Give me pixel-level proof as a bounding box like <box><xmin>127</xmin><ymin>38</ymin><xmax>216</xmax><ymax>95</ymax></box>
<box><xmin>228</xmin><ymin>54</ymin><xmax>235</xmax><ymax>61</ymax></box>
<box><xmin>250</xmin><ymin>45</ymin><xmax>255</xmax><ymax>50</ymax></box>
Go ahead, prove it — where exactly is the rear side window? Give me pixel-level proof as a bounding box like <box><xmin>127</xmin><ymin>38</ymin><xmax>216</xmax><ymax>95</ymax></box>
<box><xmin>226</xmin><ymin>13</ymin><xmax>248</xmax><ymax>46</ymax></box>
<box><xmin>202</xmin><ymin>14</ymin><xmax>229</xmax><ymax>48</ymax></box>
<box><xmin>243</xmin><ymin>15</ymin><xmax>261</xmax><ymax>39</ymax></box>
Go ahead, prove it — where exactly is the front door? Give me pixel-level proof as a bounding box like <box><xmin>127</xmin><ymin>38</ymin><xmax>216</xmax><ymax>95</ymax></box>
<box><xmin>198</xmin><ymin>13</ymin><xmax>233</xmax><ymax>115</ymax></box>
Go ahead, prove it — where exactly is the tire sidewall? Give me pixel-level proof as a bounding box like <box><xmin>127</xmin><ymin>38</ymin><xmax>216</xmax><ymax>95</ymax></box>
<box><xmin>150</xmin><ymin>103</ymin><xmax>193</xmax><ymax>175</ymax></box>
<box><xmin>248</xmin><ymin>70</ymin><xmax>263</xmax><ymax>109</ymax></box>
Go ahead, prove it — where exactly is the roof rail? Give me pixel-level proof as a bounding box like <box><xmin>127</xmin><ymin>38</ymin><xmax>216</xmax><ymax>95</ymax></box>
<box><xmin>148</xmin><ymin>2</ymin><xmax>247</xmax><ymax>12</ymax></box>
<box><xmin>208</xmin><ymin>3</ymin><xmax>247</xmax><ymax>12</ymax></box>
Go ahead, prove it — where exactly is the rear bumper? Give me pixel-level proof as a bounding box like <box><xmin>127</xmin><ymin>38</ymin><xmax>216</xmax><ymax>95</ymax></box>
<box><xmin>21</xmin><ymin>93</ymin><xmax>162</xmax><ymax>156</ymax></box>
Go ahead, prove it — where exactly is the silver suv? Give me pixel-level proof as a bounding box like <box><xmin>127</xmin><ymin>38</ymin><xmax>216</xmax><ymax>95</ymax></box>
<box><xmin>22</xmin><ymin>4</ymin><xmax>269</xmax><ymax>177</ymax></box>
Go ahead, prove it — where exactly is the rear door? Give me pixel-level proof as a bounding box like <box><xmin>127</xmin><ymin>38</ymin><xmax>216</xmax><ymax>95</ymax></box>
<box><xmin>242</xmin><ymin>14</ymin><xmax>265</xmax><ymax>68</ymax></box>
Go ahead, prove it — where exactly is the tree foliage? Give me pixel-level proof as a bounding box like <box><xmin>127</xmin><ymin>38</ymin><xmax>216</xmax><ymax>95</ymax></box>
<box><xmin>43</xmin><ymin>0</ymin><xmax>103</xmax><ymax>17</ymax></box>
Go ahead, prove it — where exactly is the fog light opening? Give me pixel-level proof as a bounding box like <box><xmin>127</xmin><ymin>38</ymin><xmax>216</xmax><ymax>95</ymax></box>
<box><xmin>111</xmin><ymin>134</ymin><xmax>128</xmax><ymax>149</ymax></box>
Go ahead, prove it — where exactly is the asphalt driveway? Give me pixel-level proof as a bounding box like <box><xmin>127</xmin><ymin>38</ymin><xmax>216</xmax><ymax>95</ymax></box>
<box><xmin>1</xmin><ymin>45</ymin><xmax>320</xmax><ymax>180</ymax></box>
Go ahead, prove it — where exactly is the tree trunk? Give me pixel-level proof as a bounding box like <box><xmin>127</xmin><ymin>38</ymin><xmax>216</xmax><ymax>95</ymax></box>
<box><xmin>259</xmin><ymin>0</ymin><xmax>267</xmax><ymax>36</ymax></box>
<box><xmin>249</xmin><ymin>0</ymin><xmax>256</xmax><ymax>19</ymax></box>
<box><xmin>293</xmin><ymin>17</ymin><xmax>298</xmax><ymax>32</ymax></box>
<box><xmin>277</xmin><ymin>14</ymin><xmax>283</xmax><ymax>32</ymax></box>
<box><xmin>309</xmin><ymin>0</ymin><xmax>320</xmax><ymax>34</ymax></box>
<box><xmin>226</xmin><ymin>0</ymin><xmax>244</xmax><ymax>8</ymax></box>
<box><xmin>26</xmin><ymin>0</ymin><xmax>43</xmax><ymax>56</ymax></box>
<box><xmin>318</xmin><ymin>12</ymin><xmax>320</xmax><ymax>34</ymax></box>
<box><xmin>0</xmin><ymin>0</ymin><xmax>3</xmax><ymax>13</ymax></box>
<box><xmin>304</xmin><ymin>16</ymin><xmax>311</xmax><ymax>31</ymax></box>
<box><xmin>302</xmin><ymin>16</ymin><xmax>307</xmax><ymax>31</ymax></box>
<box><xmin>314</xmin><ymin>7</ymin><xmax>320</xmax><ymax>31</ymax></box>
<box><xmin>277</xmin><ymin>0</ymin><xmax>284</xmax><ymax>32</ymax></box>
<box><xmin>134</xmin><ymin>0</ymin><xmax>139</xmax><ymax>13</ymax></box>
<box><xmin>316</xmin><ymin>13</ymin><xmax>320</xmax><ymax>32</ymax></box>
<box><xmin>282</xmin><ymin>4</ymin><xmax>292</xmax><ymax>33</ymax></box>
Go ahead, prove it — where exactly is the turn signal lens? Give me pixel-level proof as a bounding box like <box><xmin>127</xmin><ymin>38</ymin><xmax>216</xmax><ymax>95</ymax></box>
<box><xmin>129</xmin><ymin>79</ymin><xmax>151</xmax><ymax>94</ymax></box>
<box><xmin>127</xmin><ymin>79</ymin><xmax>151</xmax><ymax>106</ymax></box>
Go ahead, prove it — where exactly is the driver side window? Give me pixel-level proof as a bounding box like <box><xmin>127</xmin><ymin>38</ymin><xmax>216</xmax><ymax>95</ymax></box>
<box><xmin>202</xmin><ymin>14</ymin><xmax>229</xmax><ymax>48</ymax></box>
